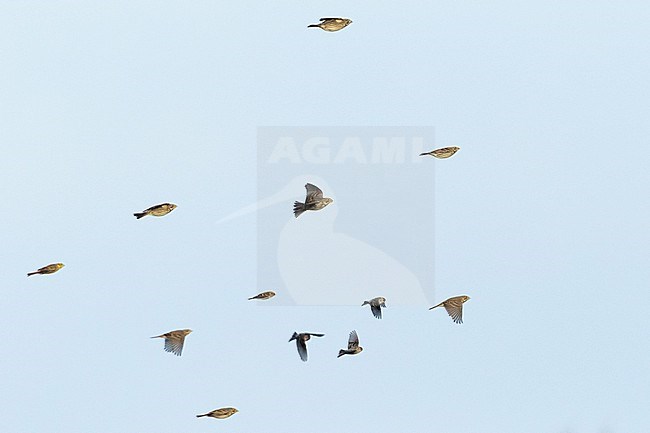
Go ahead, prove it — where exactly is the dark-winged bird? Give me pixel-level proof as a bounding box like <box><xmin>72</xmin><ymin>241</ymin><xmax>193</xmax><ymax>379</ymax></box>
<box><xmin>293</xmin><ymin>183</ymin><xmax>333</xmax><ymax>218</ymax></box>
<box><xmin>338</xmin><ymin>330</ymin><xmax>363</xmax><ymax>358</ymax></box>
<box><xmin>289</xmin><ymin>332</ymin><xmax>324</xmax><ymax>361</ymax></box>
<box><xmin>248</xmin><ymin>291</ymin><xmax>276</xmax><ymax>300</ymax></box>
<box><xmin>362</xmin><ymin>297</ymin><xmax>386</xmax><ymax>319</ymax></box>
<box><xmin>150</xmin><ymin>329</ymin><xmax>192</xmax><ymax>356</ymax></box>
<box><xmin>308</xmin><ymin>18</ymin><xmax>352</xmax><ymax>32</ymax></box>
<box><xmin>134</xmin><ymin>203</ymin><xmax>177</xmax><ymax>219</ymax></box>
<box><xmin>419</xmin><ymin>146</ymin><xmax>460</xmax><ymax>159</ymax></box>
<box><xmin>27</xmin><ymin>263</ymin><xmax>64</xmax><ymax>277</ymax></box>
<box><xmin>196</xmin><ymin>407</ymin><xmax>238</xmax><ymax>419</ymax></box>
<box><xmin>429</xmin><ymin>295</ymin><xmax>471</xmax><ymax>324</ymax></box>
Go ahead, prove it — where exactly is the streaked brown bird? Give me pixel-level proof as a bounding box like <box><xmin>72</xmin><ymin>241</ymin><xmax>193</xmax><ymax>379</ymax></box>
<box><xmin>429</xmin><ymin>295</ymin><xmax>470</xmax><ymax>324</ymax></box>
<box><xmin>27</xmin><ymin>263</ymin><xmax>65</xmax><ymax>277</ymax></box>
<box><xmin>133</xmin><ymin>203</ymin><xmax>177</xmax><ymax>219</ymax></box>
<box><xmin>248</xmin><ymin>291</ymin><xmax>276</xmax><ymax>300</ymax></box>
<box><xmin>196</xmin><ymin>407</ymin><xmax>238</xmax><ymax>419</ymax></box>
<box><xmin>308</xmin><ymin>18</ymin><xmax>352</xmax><ymax>32</ymax></box>
<box><xmin>289</xmin><ymin>332</ymin><xmax>324</xmax><ymax>362</ymax></box>
<box><xmin>338</xmin><ymin>330</ymin><xmax>363</xmax><ymax>358</ymax></box>
<box><xmin>293</xmin><ymin>183</ymin><xmax>333</xmax><ymax>218</ymax></box>
<box><xmin>150</xmin><ymin>329</ymin><xmax>192</xmax><ymax>356</ymax></box>
<box><xmin>419</xmin><ymin>146</ymin><xmax>460</xmax><ymax>159</ymax></box>
<box><xmin>362</xmin><ymin>297</ymin><xmax>386</xmax><ymax>319</ymax></box>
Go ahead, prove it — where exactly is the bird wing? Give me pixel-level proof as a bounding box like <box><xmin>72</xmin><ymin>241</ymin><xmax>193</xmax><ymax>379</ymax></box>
<box><xmin>297</xmin><ymin>338</ymin><xmax>308</xmax><ymax>361</ymax></box>
<box><xmin>143</xmin><ymin>204</ymin><xmax>163</xmax><ymax>212</ymax></box>
<box><xmin>347</xmin><ymin>330</ymin><xmax>359</xmax><ymax>350</ymax></box>
<box><xmin>444</xmin><ymin>297</ymin><xmax>464</xmax><ymax>324</ymax></box>
<box><xmin>371</xmin><ymin>304</ymin><xmax>382</xmax><ymax>319</ymax></box>
<box><xmin>320</xmin><ymin>18</ymin><xmax>339</xmax><ymax>21</ymax></box>
<box><xmin>164</xmin><ymin>334</ymin><xmax>185</xmax><ymax>356</ymax></box>
<box><xmin>305</xmin><ymin>183</ymin><xmax>324</xmax><ymax>202</ymax></box>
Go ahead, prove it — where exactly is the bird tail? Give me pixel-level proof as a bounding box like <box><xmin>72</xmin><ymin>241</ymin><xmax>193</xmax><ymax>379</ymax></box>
<box><xmin>419</xmin><ymin>152</ymin><xmax>430</xmax><ymax>156</ymax></box>
<box><xmin>337</xmin><ymin>350</ymin><xmax>346</xmax><ymax>358</ymax></box>
<box><xmin>289</xmin><ymin>332</ymin><xmax>298</xmax><ymax>342</ymax></box>
<box><xmin>150</xmin><ymin>335</ymin><xmax>163</xmax><ymax>339</ymax></box>
<box><xmin>293</xmin><ymin>201</ymin><xmax>306</xmax><ymax>218</ymax></box>
<box><xmin>133</xmin><ymin>212</ymin><xmax>147</xmax><ymax>219</ymax></box>
<box><xmin>248</xmin><ymin>296</ymin><xmax>256</xmax><ymax>300</ymax></box>
<box><xmin>308</xmin><ymin>24</ymin><xmax>320</xmax><ymax>28</ymax></box>
<box><xmin>429</xmin><ymin>302</ymin><xmax>444</xmax><ymax>310</ymax></box>
<box><xmin>196</xmin><ymin>414</ymin><xmax>207</xmax><ymax>418</ymax></box>
<box><xmin>361</xmin><ymin>301</ymin><xmax>369</xmax><ymax>306</ymax></box>
<box><xmin>27</xmin><ymin>272</ymin><xmax>38</xmax><ymax>277</ymax></box>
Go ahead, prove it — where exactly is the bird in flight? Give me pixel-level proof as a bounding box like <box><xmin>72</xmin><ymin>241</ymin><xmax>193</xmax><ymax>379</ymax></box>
<box><xmin>133</xmin><ymin>203</ymin><xmax>177</xmax><ymax>219</ymax></box>
<box><xmin>289</xmin><ymin>332</ymin><xmax>324</xmax><ymax>362</ymax></box>
<box><xmin>248</xmin><ymin>291</ymin><xmax>276</xmax><ymax>300</ymax></box>
<box><xmin>362</xmin><ymin>297</ymin><xmax>387</xmax><ymax>319</ymax></box>
<box><xmin>196</xmin><ymin>407</ymin><xmax>239</xmax><ymax>419</ymax></box>
<box><xmin>429</xmin><ymin>295</ymin><xmax>471</xmax><ymax>324</ymax></box>
<box><xmin>27</xmin><ymin>263</ymin><xmax>65</xmax><ymax>277</ymax></box>
<box><xmin>293</xmin><ymin>183</ymin><xmax>333</xmax><ymax>218</ymax></box>
<box><xmin>308</xmin><ymin>18</ymin><xmax>352</xmax><ymax>32</ymax></box>
<box><xmin>338</xmin><ymin>330</ymin><xmax>363</xmax><ymax>358</ymax></box>
<box><xmin>150</xmin><ymin>329</ymin><xmax>192</xmax><ymax>356</ymax></box>
<box><xmin>419</xmin><ymin>146</ymin><xmax>460</xmax><ymax>159</ymax></box>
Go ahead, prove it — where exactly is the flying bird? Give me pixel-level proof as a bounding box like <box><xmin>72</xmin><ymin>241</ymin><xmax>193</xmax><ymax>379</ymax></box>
<box><xmin>133</xmin><ymin>203</ymin><xmax>177</xmax><ymax>219</ymax></box>
<box><xmin>196</xmin><ymin>407</ymin><xmax>238</xmax><ymax>419</ymax></box>
<box><xmin>289</xmin><ymin>332</ymin><xmax>324</xmax><ymax>362</ymax></box>
<box><xmin>293</xmin><ymin>183</ymin><xmax>333</xmax><ymax>218</ymax></box>
<box><xmin>362</xmin><ymin>297</ymin><xmax>387</xmax><ymax>319</ymax></box>
<box><xmin>308</xmin><ymin>18</ymin><xmax>352</xmax><ymax>32</ymax></box>
<box><xmin>419</xmin><ymin>146</ymin><xmax>460</xmax><ymax>159</ymax></box>
<box><xmin>27</xmin><ymin>263</ymin><xmax>65</xmax><ymax>277</ymax></box>
<box><xmin>338</xmin><ymin>330</ymin><xmax>363</xmax><ymax>358</ymax></box>
<box><xmin>150</xmin><ymin>329</ymin><xmax>192</xmax><ymax>356</ymax></box>
<box><xmin>429</xmin><ymin>295</ymin><xmax>471</xmax><ymax>324</ymax></box>
<box><xmin>248</xmin><ymin>291</ymin><xmax>276</xmax><ymax>300</ymax></box>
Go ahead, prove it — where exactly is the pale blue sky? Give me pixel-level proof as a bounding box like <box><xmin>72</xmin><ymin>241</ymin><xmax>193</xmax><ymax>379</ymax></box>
<box><xmin>1</xmin><ymin>1</ymin><xmax>649</xmax><ymax>432</ymax></box>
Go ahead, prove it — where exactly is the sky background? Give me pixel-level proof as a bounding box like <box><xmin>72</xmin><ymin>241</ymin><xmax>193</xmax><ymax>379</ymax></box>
<box><xmin>1</xmin><ymin>1</ymin><xmax>649</xmax><ymax>432</ymax></box>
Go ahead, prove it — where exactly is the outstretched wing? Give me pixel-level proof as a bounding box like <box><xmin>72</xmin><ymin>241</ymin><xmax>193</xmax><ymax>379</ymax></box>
<box><xmin>371</xmin><ymin>304</ymin><xmax>382</xmax><ymax>319</ymax></box>
<box><xmin>304</xmin><ymin>183</ymin><xmax>324</xmax><ymax>202</ymax></box>
<box><xmin>347</xmin><ymin>330</ymin><xmax>359</xmax><ymax>350</ymax></box>
<box><xmin>444</xmin><ymin>297</ymin><xmax>465</xmax><ymax>324</ymax></box>
<box><xmin>164</xmin><ymin>334</ymin><xmax>186</xmax><ymax>356</ymax></box>
<box><xmin>297</xmin><ymin>338</ymin><xmax>308</xmax><ymax>362</ymax></box>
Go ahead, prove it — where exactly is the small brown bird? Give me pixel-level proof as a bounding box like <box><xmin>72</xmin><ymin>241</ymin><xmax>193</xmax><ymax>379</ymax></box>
<box><xmin>196</xmin><ymin>407</ymin><xmax>238</xmax><ymax>419</ymax></box>
<box><xmin>308</xmin><ymin>18</ymin><xmax>352</xmax><ymax>32</ymax></box>
<box><xmin>27</xmin><ymin>263</ymin><xmax>65</xmax><ymax>277</ymax></box>
<box><xmin>420</xmin><ymin>146</ymin><xmax>460</xmax><ymax>159</ymax></box>
<box><xmin>362</xmin><ymin>297</ymin><xmax>386</xmax><ymax>319</ymax></box>
<box><xmin>289</xmin><ymin>332</ymin><xmax>324</xmax><ymax>362</ymax></box>
<box><xmin>150</xmin><ymin>329</ymin><xmax>192</xmax><ymax>356</ymax></box>
<box><xmin>248</xmin><ymin>291</ymin><xmax>276</xmax><ymax>300</ymax></box>
<box><xmin>429</xmin><ymin>295</ymin><xmax>471</xmax><ymax>324</ymax></box>
<box><xmin>133</xmin><ymin>203</ymin><xmax>177</xmax><ymax>219</ymax></box>
<box><xmin>338</xmin><ymin>330</ymin><xmax>363</xmax><ymax>358</ymax></box>
<box><xmin>293</xmin><ymin>183</ymin><xmax>333</xmax><ymax>218</ymax></box>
